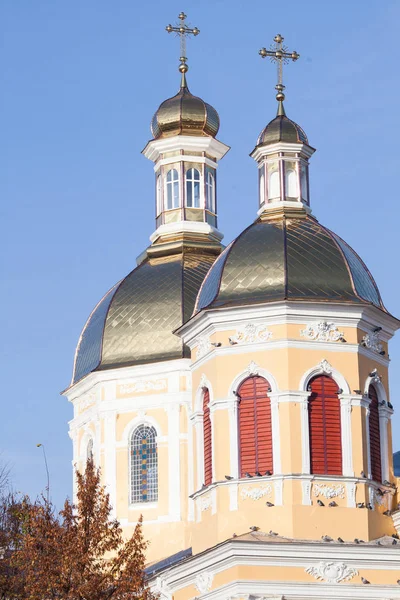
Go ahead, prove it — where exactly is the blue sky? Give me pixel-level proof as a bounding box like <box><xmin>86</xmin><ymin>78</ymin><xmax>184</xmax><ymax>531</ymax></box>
<box><xmin>2</xmin><ymin>0</ymin><xmax>400</xmax><ymax>508</ymax></box>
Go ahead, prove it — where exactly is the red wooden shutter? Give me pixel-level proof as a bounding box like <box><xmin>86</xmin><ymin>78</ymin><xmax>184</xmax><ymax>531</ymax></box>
<box><xmin>309</xmin><ymin>375</ymin><xmax>342</xmax><ymax>475</ymax></box>
<box><xmin>238</xmin><ymin>376</ymin><xmax>273</xmax><ymax>477</ymax></box>
<box><xmin>203</xmin><ymin>389</ymin><xmax>212</xmax><ymax>486</ymax></box>
<box><xmin>368</xmin><ymin>385</ymin><xmax>382</xmax><ymax>482</ymax></box>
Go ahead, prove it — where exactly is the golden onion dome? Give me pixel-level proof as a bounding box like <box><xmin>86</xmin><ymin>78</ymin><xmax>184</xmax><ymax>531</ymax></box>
<box><xmin>151</xmin><ymin>78</ymin><xmax>220</xmax><ymax>139</ymax></box>
<box><xmin>256</xmin><ymin>102</ymin><xmax>308</xmax><ymax>147</ymax></box>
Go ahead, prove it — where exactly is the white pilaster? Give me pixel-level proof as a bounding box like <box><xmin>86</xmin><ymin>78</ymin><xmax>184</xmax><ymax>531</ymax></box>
<box><xmin>229</xmin><ymin>398</ymin><xmax>239</xmax><ymax>479</ymax></box>
<box><xmin>103</xmin><ymin>410</ymin><xmax>117</xmax><ymax>517</ymax></box>
<box><xmin>167</xmin><ymin>403</ymin><xmax>181</xmax><ymax>520</ymax></box>
<box><xmin>299</xmin><ymin>395</ymin><xmax>311</xmax><ymax>474</ymax></box>
<box><xmin>270</xmin><ymin>396</ymin><xmax>281</xmax><ymax>474</ymax></box>
<box><xmin>339</xmin><ymin>396</ymin><xmax>354</xmax><ymax>476</ymax></box>
<box><xmin>379</xmin><ymin>409</ymin><xmax>390</xmax><ymax>482</ymax></box>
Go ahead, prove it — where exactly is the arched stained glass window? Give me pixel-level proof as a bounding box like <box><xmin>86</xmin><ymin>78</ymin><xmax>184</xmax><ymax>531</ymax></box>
<box><xmin>165</xmin><ymin>169</ymin><xmax>180</xmax><ymax>210</ymax></box>
<box><xmin>186</xmin><ymin>168</ymin><xmax>201</xmax><ymax>208</ymax></box>
<box><xmin>87</xmin><ymin>438</ymin><xmax>94</xmax><ymax>461</ymax></box>
<box><xmin>205</xmin><ymin>171</ymin><xmax>215</xmax><ymax>212</ymax></box>
<box><xmin>130</xmin><ymin>425</ymin><xmax>158</xmax><ymax>503</ymax></box>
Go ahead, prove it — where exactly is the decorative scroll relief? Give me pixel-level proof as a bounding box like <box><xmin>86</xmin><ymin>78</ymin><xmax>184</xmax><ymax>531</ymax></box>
<box><xmin>241</xmin><ymin>485</ymin><xmax>272</xmax><ymax>500</ymax></box>
<box><xmin>301</xmin><ymin>321</ymin><xmax>344</xmax><ymax>342</ymax></box>
<box><xmin>196</xmin><ymin>336</ymin><xmax>212</xmax><ymax>359</ymax></box>
<box><xmin>369</xmin><ymin>368</ymin><xmax>382</xmax><ymax>385</ymax></box>
<box><xmin>318</xmin><ymin>359</ymin><xmax>333</xmax><ymax>375</ymax></box>
<box><xmin>118</xmin><ymin>379</ymin><xmax>167</xmax><ymax>396</ymax></box>
<box><xmin>361</xmin><ymin>332</ymin><xmax>383</xmax><ymax>354</ymax></box>
<box><xmin>230</xmin><ymin>323</ymin><xmax>272</xmax><ymax>345</ymax></box>
<box><xmin>195</xmin><ymin>572</ymin><xmax>213</xmax><ymax>594</ymax></box>
<box><xmin>313</xmin><ymin>484</ymin><xmax>345</xmax><ymax>500</ymax></box>
<box><xmin>305</xmin><ymin>562</ymin><xmax>358</xmax><ymax>584</ymax></box>
<box><xmin>247</xmin><ymin>360</ymin><xmax>260</xmax><ymax>376</ymax></box>
<box><xmin>77</xmin><ymin>392</ymin><xmax>96</xmax><ymax>412</ymax></box>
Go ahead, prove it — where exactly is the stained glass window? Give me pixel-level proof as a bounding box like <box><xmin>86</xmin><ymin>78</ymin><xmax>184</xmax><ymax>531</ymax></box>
<box><xmin>130</xmin><ymin>425</ymin><xmax>158</xmax><ymax>504</ymax></box>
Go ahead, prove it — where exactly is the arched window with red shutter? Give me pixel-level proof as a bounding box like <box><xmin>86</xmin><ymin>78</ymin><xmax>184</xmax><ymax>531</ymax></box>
<box><xmin>203</xmin><ymin>388</ymin><xmax>212</xmax><ymax>486</ymax></box>
<box><xmin>368</xmin><ymin>384</ymin><xmax>382</xmax><ymax>482</ymax></box>
<box><xmin>308</xmin><ymin>375</ymin><xmax>342</xmax><ymax>475</ymax></box>
<box><xmin>238</xmin><ymin>376</ymin><xmax>273</xmax><ymax>477</ymax></box>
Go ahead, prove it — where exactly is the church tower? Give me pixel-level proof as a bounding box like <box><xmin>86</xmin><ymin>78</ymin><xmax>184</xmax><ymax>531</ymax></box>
<box><xmin>64</xmin><ymin>21</ymin><xmax>400</xmax><ymax>600</ymax></box>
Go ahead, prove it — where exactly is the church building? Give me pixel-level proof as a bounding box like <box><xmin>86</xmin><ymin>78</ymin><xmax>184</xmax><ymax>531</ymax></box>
<box><xmin>63</xmin><ymin>15</ymin><xmax>400</xmax><ymax>600</ymax></box>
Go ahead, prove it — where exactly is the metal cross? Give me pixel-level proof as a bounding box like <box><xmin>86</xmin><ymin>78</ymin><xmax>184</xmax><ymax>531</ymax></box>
<box><xmin>259</xmin><ymin>34</ymin><xmax>299</xmax><ymax>103</ymax></box>
<box><xmin>166</xmin><ymin>12</ymin><xmax>200</xmax><ymax>78</ymax></box>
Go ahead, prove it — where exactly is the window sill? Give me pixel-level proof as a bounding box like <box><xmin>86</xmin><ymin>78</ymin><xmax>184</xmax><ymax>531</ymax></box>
<box><xmin>129</xmin><ymin>501</ymin><xmax>158</xmax><ymax>510</ymax></box>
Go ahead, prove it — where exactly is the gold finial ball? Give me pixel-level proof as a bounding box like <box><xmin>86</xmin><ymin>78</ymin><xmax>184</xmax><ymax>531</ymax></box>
<box><xmin>166</xmin><ymin>24</ymin><xmax>173</xmax><ymax>33</ymax></box>
<box><xmin>292</xmin><ymin>51</ymin><xmax>300</xmax><ymax>61</ymax></box>
<box><xmin>179</xmin><ymin>26</ymin><xmax>185</xmax><ymax>34</ymax></box>
<box><xmin>178</xmin><ymin>12</ymin><xmax>187</xmax><ymax>20</ymax></box>
<box><xmin>274</xmin><ymin>33</ymin><xmax>283</xmax><ymax>43</ymax></box>
<box><xmin>275</xmin><ymin>49</ymin><xmax>283</xmax><ymax>59</ymax></box>
<box><xmin>259</xmin><ymin>47</ymin><xmax>267</xmax><ymax>58</ymax></box>
<box><xmin>179</xmin><ymin>62</ymin><xmax>188</xmax><ymax>73</ymax></box>
<box><xmin>276</xmin><ymin>91</ymin><xmax>285</xmax><ymax>102</ymax></box>
<box><xmin>192</xmin><ymin>27</ymin><xmax>200</xmax><ymax>36</ymax></box>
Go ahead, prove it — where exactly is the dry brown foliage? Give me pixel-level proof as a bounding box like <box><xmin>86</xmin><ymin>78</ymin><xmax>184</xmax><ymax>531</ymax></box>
<box><xmin>8</xmin><ymin>460</ymin><xmax>155</xmax><ymax>600</ymax></box>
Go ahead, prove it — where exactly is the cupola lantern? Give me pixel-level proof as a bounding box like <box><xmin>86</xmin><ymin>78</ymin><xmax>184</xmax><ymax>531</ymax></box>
<box><xmin>251</xmin><ymin>34</ymin><xmax>314</xmax><ymax>215</ymax></box>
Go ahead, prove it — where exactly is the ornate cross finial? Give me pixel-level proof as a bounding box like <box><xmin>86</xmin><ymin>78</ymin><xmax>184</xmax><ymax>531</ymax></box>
<box><xmin>259</xmin><ymin>34</ymin><xmax>299</xmax><ymax>115</ymax></box>
<box><xmin>166</xmin><ymin>12</ymin><xmax>200</xmax><ymax>87</ymax></box>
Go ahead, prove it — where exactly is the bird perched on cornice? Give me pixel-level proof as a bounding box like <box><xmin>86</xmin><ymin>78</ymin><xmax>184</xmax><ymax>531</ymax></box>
<box><xmin>317</xmin><ymin>499</ymin><xmax>324</xmax><ymax>506</ymax></box>
<box><xmin>321</xmin><ymin>535</ymin><xmax>333</xmax><ymax>542</ymax></box>
<box><xmin>361</xmin><ymin>577</ymin><xmax>370</xmax><ymax>584</ymax></box>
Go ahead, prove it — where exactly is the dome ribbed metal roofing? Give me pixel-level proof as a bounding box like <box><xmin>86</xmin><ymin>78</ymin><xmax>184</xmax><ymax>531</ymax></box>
<box><xmin>256</xmin><ymin>114</ymin><xmax>308</xmax><ymax>146</ymax></box>
<box><xmin>72</xmin><ymin>252</ymin><xmax>216</xmax><ymax>385</ymax></box>
<box><xmin>151</xmin><ymin>83</ymin><xmax>220</xmax><ymax>139</ymax></box>
<box><xmin>195</xmin><ymin>216</ymin><xmax>385</xmax><ymax>314</ymax></box>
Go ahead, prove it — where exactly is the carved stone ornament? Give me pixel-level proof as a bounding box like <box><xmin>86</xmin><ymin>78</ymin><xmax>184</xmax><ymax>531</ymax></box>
<box><xmin>199</xmin><ymin>373</ymin><xmax>208</xmax><ymax>390</ymax></box>
<box><xmin>369</xmin><ymin>487</ymin><xmax>384</xmax><ymax>507</ymax></box>
<box><xmin>241</xmin><ymin>485</ymin><xmax>272</xmax><ymax>500</ymax></box>
<box><xmin>313</xmin><ymin>483</ymin><xmax>345</xmax><ymax>500</ymax></box>
<box><xmin>199</xmin><ymin>494</ymin><xmax>212</xmax><ymax>511</ymax></box>
<box><xmin>78</xmin><ymin>392</ymin><xmax>96</xmax><ymax>411</ymax></box>
<box><xmin>301</xmin><ymin>321</ymin><xmax>344</xmax><ymax>342</ymax></box>
<box><xmin>196</xmin><ymin>336</ymin><xmax>212</xmax><ymax>359</ymax></box>
<box><xmin>305</xmin><ymin>562</ymin><xmax>358</xmax><ymax>584</ymax></box>
<box><xmin>362</xmin><ymin>332</ymin><xmax>383</xmax><ymax>354</ymax></box>
<box><xmin>119</xmin><ymin>379</ymin><xmax>167</xmax><ymax>395</ymax></box>
<box><xmin>230</xmin><ymin>323</ymin><xmax>272</xmax><ymax>345</ymax></box>
<box><xmin>247</xmin><ymin>360</ymin><xmax>260</xmax><ymax>376</ymax></box>
<box><xmin>194</xmin><ymin>572</ymin><xmax>213</xmax><ymax>594</ymax></box>
<box><xmin>369</xmin><ymin>368</ymin><xmax>382</xmax><ymax>385</ymax></box>
<box><xmin>318</xmin><ymin>359</ymin><xmax>333</xmax><ymax>375</ymax></box>
<box><xmin>153</xmin><ymin>577</ymin><xmax>172</xmax><ymax>600</ymax></box>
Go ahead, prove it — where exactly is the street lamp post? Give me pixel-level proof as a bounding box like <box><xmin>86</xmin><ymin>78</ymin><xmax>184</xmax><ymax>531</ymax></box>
<box><xmin>36</xmin><ymin>443</ymin><xmax>50</xmax><ymax>502</ymax></box>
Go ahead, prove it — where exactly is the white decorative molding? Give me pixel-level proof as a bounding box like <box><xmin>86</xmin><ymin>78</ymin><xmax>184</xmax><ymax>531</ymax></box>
<box><xmin>346</xmin><ymin>482</ymin><xmax>356</xmax><ymax>508</ymax></box>
<box><xmin>118</xmin><ymin>379</ymin><xmax>167</xmax><ymax>395</ymax></box>
<box><xmin>195</xmin><ymin>571</ymin><xmax>214</xmax><ymax>594</ymax></box>
<box><xmin>196</xmin><ymin>336</ymin><xmax>212</xmax><ymax>359</ymax></box>
<box><xmin>392</xmin><ymin>510</ymin><xmax>400</xmax><ymax>536</ymax></box>
<box><xmin>274</xmin><ymin>479</ymin><xmax>283</xmax><ymax>506</ymax></box>
<box><xmin>302</xmin><ymin>479</ymin><xmax>312</xmax><ymax>505</ymax></box>
<box><xmin>300</xmin><ymin>321</ymin><xmax>344</xmax><ymax>342</ymax></box>
<box><xmin>305</xmin><ymin>561</ymin><xmax>358</xmax><ymax>584</ymax></box>
<box><xmin>247</xmin><ymin>360</ymin><xmax>260</xmax><ymax>376</ymax></box>
<box><xmin>369</xmin><ymin>486</ymin><xmax>384</xmax><ymax>508</ymax></box>
<box><xmin>369</xmin><ymin>367</ymin><xmax>382</xmax><ymax>385</ymax></box>
<box><xmin>318</xmin><ymin>359</ymin><xmax>333</xmax><ymax>375</ymax></box>
<box><xmin>313</xmin><ymin>483</ymin><xmax>345</xmax><ymax>500</ymax></box>
<box><xmin>361</xmin><ymin>332</ymin><xmax>383</xmax><ymax>354</ymax></box>
<box><xmin>153</xmin><ymin>577</ymin><xmax>172</xmax><ymax>600</ymax></box>
<box><xmin>229</xmin><ymin>323</ymin><xmax>272</xmax><ymax>345</ymax></box>
<box><xmin>199</xmin><ymin>373</ymin><xmax>208</xmax><ymax>390</ymax></box>
<box><xmin>200</xmin><ymin>494</ymin><xmax>212</xmax><ymax>512</ymax></box>
<box><xmin>241</xmin><ymin>485</ymin><xmax>272</xmax><ymax>501</ymax></box>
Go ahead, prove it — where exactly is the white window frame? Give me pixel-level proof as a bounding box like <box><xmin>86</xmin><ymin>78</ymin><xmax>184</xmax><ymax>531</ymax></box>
<box><xmin>205</xmin><ymin>170</ymin><xmax>216</xmax><ymax>212</ymax></box>
<box><xmin>165</xmin><ymin>168</ymin><xmax>180</xmax><ymax>210</ymax></box>
<box><xmin>186</xmin><ymin>168</ymin><xmax>201</xmax><ymax>208</ymax></box>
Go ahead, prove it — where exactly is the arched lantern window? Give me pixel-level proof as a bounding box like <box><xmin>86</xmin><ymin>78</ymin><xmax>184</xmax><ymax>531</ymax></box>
<box><xmin>130</xmin><ymin>425</ymin><xmax>158</xmax><ymax>503</ymax></box>
<box><xmin>368</xmin><ymin>385</ymin><xmax>382</xmax><ymax>482</ymax></box>
<box><xmin>165</xmin><ymin>168</ymin><xmax>180</xmax><ymax>210</ymax></box>
<box><xmin>203</xmin><ymin>389</ymin><xmax>212</xmax><ymax>486</ymax></box>
<box><xmin>186</xmin><ymin>168</ymin><xmax>201</xmax><ymax>208</ymax></box>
